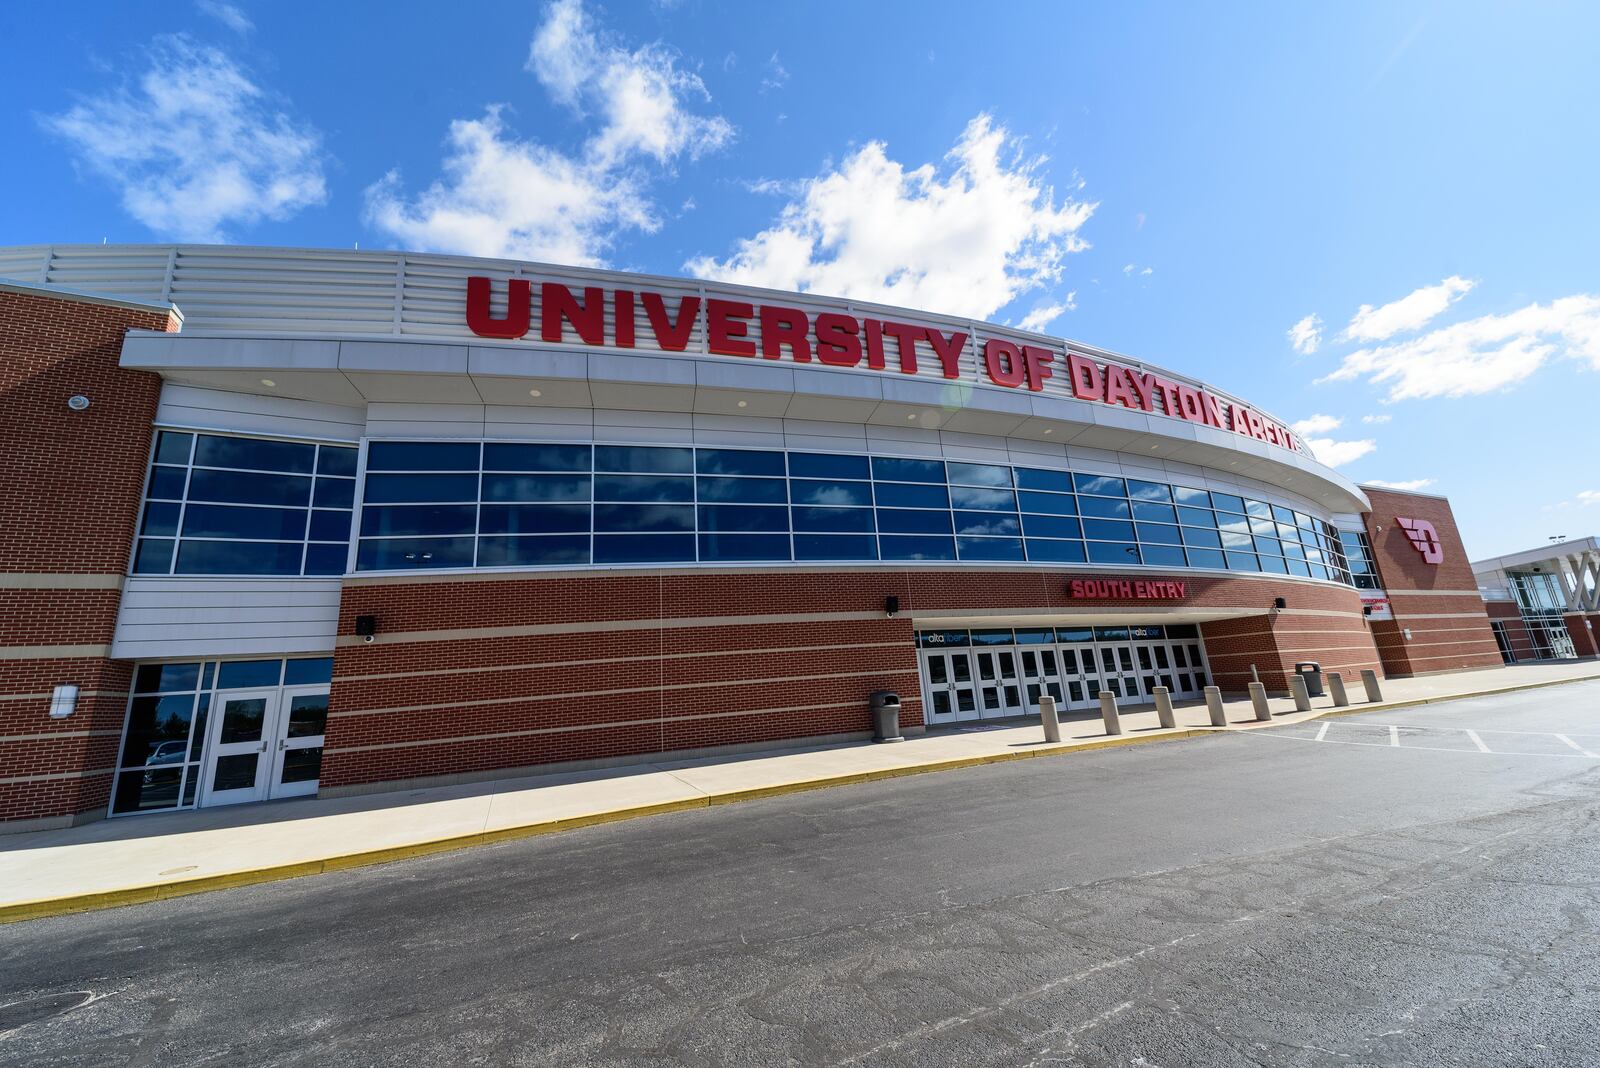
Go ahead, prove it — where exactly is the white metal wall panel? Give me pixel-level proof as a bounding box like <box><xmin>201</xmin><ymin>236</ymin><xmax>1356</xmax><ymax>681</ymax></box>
<box><xmin>111</xmin><ymin>577</ymin><xmax>342</xmax><ymax>660</ymax></box>
<box><xmin>155</xmin><ymin>383</ymin><xmax>365</xmax><ymax>441</ymax></box>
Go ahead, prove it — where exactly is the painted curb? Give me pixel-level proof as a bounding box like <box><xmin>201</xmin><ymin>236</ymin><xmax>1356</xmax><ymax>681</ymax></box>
<box><xmin>4</xmin><ymin>671</ymin><xmax>1597</xmax><ymax>924</ymax></box>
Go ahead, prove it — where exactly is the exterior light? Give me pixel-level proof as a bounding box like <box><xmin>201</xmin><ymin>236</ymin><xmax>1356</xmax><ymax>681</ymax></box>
<box><xmin>907</xmin><ymin>413</ymin><xmax>918</xmax><ymax>420</ymax></box>
<box><xmin>1274</xmin><ymin>597</ymin><xmax>1287</xmax><ymax>609</ymax></box>
<box><xmin>66</xmin><ymin>394</ymin><xmax>90</xmax><ymax>411</ymax></box>
<box><xmin>528</xmin><ymin>388</ymin><xmax>542</xmax><ymax>397</ymax></box>
<box><xmin>355</xmin><ymin>615</ymin><xmax>377</xmax><ymax>644</ymax></box>
<box><xmin>1043</xmin><ymin>428</ymin><xmax>1053</xmax><ymax>435</ymax></box>
<box><xmin>884</xmin><ymin>595</ymin><xmax>900</xmax><ymax>617</ymax></box>
<box><xmin>49</xmin><ymin>684</ymin><xmax>78</xmax><ymax>718</ymax></box>
<box><xmin>259</xmin><ymin>378</ymin><xmax>276</xmax><ymax>387</ymax></box>
<box><xmin>737</xmin><ymin>400</ymin><xmax>748</xmax><ymax>408</ymax></box>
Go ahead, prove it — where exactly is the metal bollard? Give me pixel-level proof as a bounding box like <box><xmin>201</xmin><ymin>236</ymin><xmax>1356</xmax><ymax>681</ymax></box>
<box><xmin>1204</xmin><ymin>685</ymin><xmax>1227</xmax><ymax>726</ymax></box>
<box><xmin>1361</xmin><ymin>669</ymin><xmax>1384</xmax><ymax>703</ymax></box>
<box><xmin>1040</xmin><ymin>694</ymin><xmax>1062</xmax><ymax>743</ymax></box>
<box><xmin>1328</xmin><ymin>672</ymin><xmax>1349</xmax><ymax>707</ymax></box>
<box><xmin>1099</xmin><ymin>691</ymin><xmax>1123</xmax><ymax>735</ymax></box>
<box><xmin>1154</xmin><ymin>686</ymin><xmax>1177</xmax><ymax>729</ymax></box>
<box><xmin>1249</xmin><ymin>681</ymin><xmax>1272</xmax><ymax>721</ymax></box>
<box><xmin>1289</xmin><ymin>674</ymin><xmax>1312</xmax><ymax>712</ymax></box>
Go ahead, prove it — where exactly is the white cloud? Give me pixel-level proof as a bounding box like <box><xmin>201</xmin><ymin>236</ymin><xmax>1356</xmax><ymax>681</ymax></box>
<box><xmin>367</xmin><ymin>0</ymin><xmax>731</xmax><ymax>266</ymax></box>
<box><xmin>1344</xmin><ymin>275</ymin><xmax>1475</xmax><ymax>342</ymax></box>
<box><xmin>1290</xmin><ymin>413</ymin><xmax>1343</xmax><ymax>436</ymax></box>
<box><xmin>686</xmin><ymin>114</ymin><xmax>1096</xmax><ymax>321</ymax></box>
<box><xmin>1302</xmin><ymin>436</ymin><xmax>1378</xmax><ymax>468</ymax></box>
<box><xmin>1361</xmin><ymin>413</ymin><xmax>1391</xmax><ymax>424</ymax></box>
<box><xmin>760</xmin><ymin>52</ymin><xmax>789</xmax><ymax>93</ymax></box>
<box><xmin>1318</xmin><ymin>292</ymin><xmax>1600</xmax><ymax>400</ymax></box>
<box><xmin>1121</xmin><ymin>263</ymin><xmax>1153</xmax><ymax>277</ymax></box>
<box><xmin>1365</xmin><ymin>478</ymin><xmax>1436</xmax><ymax>491</ymax></box>
<box><xmin>1578</xmin><ymin>490</ymin><xmax>1600</xmax><ymax>506</ymax></box>
<box><xmin>1287</xmin><ymin>313</ymin><xmax>1322</xmax><ymax>355</ymax></box>
<box><xmin>39</xmin><ymin>36</ymin><xmax>325</xmax><ymax>242</ymax></box>
<box><xmin>197</xmin><ymin>0</ymin><xmax>253</xmax><ymax>34</ymax></box>
<box><xmin>1018</xmin><ymin>295</ymin><xmax>1076</xmax><ymax>333</ymax></box>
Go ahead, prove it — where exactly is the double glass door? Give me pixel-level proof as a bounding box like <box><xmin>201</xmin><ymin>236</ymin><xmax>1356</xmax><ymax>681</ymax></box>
<box><xmin>202</xmin><ymin>686</ymin><xmax>329</xmax><ymax>807</ymax></box>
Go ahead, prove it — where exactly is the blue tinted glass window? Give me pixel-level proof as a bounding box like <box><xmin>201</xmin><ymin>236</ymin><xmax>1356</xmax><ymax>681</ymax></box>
<box><xmin>1073</xmin><ymin>474</ymin><xmax>1127</xmax><ymax>497</ymax></box>
<box><xmin>134</xmin><ymin>662</ymin><xmax>201</xmax><ymax>693</ymax></box>
<box><xmin>791</xmin><ymin>479</ymin><xmax>872</xmax><ymax>507</ymax></box>
<box><xmin>477</xmin><ymin>535</ymin><xmax>590</xmax><ymax>567</ymax></box>
<box><xmin>1253</xmin><ymin>536</ymin><xmax>1282</xmax><ymax>555</ymax></box>
<box><xmin>1131</xmin><ymin>501</ymin><xmax>1177</xmax><ymax>523</ymax></box>
<box><xmin>1181</xmin><ymin>526</ymin><xmax>1223</xmax><ymax>549</ymax></box>
<box><xmin>954</xmin><ymin>511</ymin><xmax>1020</xmax><ymax>536</ymax></box>
<box><xmin>1136</xmin><ymin>523</ymin><xmax>1183</xmax><ymax>545</ymax></box>
<box><xmin>1080</xmin><ymin>497</ymin><xmax>1132</xmax><ymax>520</ymax></box>
<box><xmin>1218</xmin><ymin>515</ymin><xmax>1252</xmax><ymax>536</ymax></box>
<box><xmin>361</xmin><ymin>505</ymin><xmax>477</xmax><ymax>538</ymax></box>
<box><xmin>1259</xmin><ymin>555</ymin><xmax>1290</xmax><ymax>574</ymax></box>
<box><xmin>1015</xmin><ymin>468</ymin><xmax>1074</xmax><ymax>492</ymax></box>
<box><xmin>787</xmin><ymin>452</ymin><xmax>870</xmax><ymax>479</ymax></box>
<box><xmin>594</xmin><ymin>504</ymin><xmax>694</xmax><ymax>532</ymax></box>
<box><xmin>1087</xmin><ymin>541</ymin><xmax>1140</xmax><ymax>565</ymax></box>
<box><xmin>1094</xmin><ymin>627</ymin><xmax>1131</xmax><ymax>642</ymax></box>
<box><xmin>698</xmin><ymin>505</ymin><xmax>787</xmax><ymax>532</ymax></box>
<box><xmin>947</xmin><ymin>462</ymin><xmax>1012</xmax><ymax>487</ymax></box>
<box><xmin>188</xmin><ymin>469</ymin><xmax>311</xmax><ymax>507</ymax></box>
<box><xmin>356</xmin><ymin>537</ymin><xmax>475</xmax><ymax>570</ymax></box>
<box><xmin>949</xmin><ymin>487</ymin><xmax>1016</xmax><ymax>511</ymax></box>
<box><xmin>195</xmin><ymin>435</ymin><xmax>315</xmax><ymax>473</ymax></box>
<box><xmin>133</xmin><ymin>539</ymin><xmax>175</xmax><ymax>574</ymax></box>
<box><xmin>874</xmin><ymin>482</ymin><xmax>949</xmax><ymax>509</ymax></box>
<box><xmin>217</xmin><ymin>659</ymin><xmax>283</xmax><ymax>689</ymax></box>
<box><xmin>593</xmin><ymin>475</ymin><xmax>693</xmax><ymax>502</ymax></box>
<box><xmin>154</xmin><ymin>431</ymin><xmax>193</xmax><ymax>465</ymax></box>
<box><xmin>1021</xmin><ymin>515</ymin><xmax>1082</xmax><ymax>539</ymax></box>
<box><xmin>183</xmin><ymin>505</ymin><xmax>307</xmax><ymax>541</ymax></box>
<box><xmin>1220</xmin><ymin>531</ymin><xmax>1254</xmax><ymax>549</ymax></box>
<box><xmin>366</xmin><ymin>441</ymin><xmax>479</xmax><ymax>471</ymax></box>
<box><xmin>141</xmin><ymin>501</ymin><xmax>181</xmax><ymax>537</ymax></box>
<box><xmin>696</xmin><ymin>449</ymin><xmax>785</xmax><ymax>476</ymax></box>
<box><xmin>1212</xmin><ymin>493</ymin><xmax>1246</xmax><ymax>513</ymax></box>
<box><xmin>1271</xmin><ymin>505</ymin><xmax>1295</xmax><ymax>524</ymax></box>
<box><xmin>482</xmin><ymin>443</ymin><xmax>590</xmax><ymax>471</ymax></box>
<box><xmin>1225</xmin><ymin>551</ymin><xmax>1260</xmax><ymax>571</ymax></box>
<box><xmin>593</xmin><ymin>534</ymin><xmax>695</xmax><ymax>563</ymax></box>
<box><xmin>878</xmin><ymin>509</ymin><xmax>954</xmax><ymax>535</ymax></box>
<box><xmin>1127</xmin><ymin>480</ymin><xmax>1171</xmax><ymax>502</ymax></box>
<box><xmin>146</xmin><ymin>466</ymin><xmax>188</xmax><ymax>499</ymax></box>
<box><xmin>313</xmin><ymin>478</ymin><xmax>356</xmax><ymax>509</ymax></box>
<box><xmin>697</xmin><ymin>476</ymin><xmax>786</xmax><ymax>503</ymax></box>
<box><xmin>792</xmin><ymin>507</ymin><xmax>874</xmax><ymax>533</ymax></box>
<box><xmin>957</xmin><ymin>536</ymin><xmax>1024</xmax><ymax>560</ymax></box>
<box><xmin>1139</xmin><ymin>544</ymin><xmax>1187</xmax><ymax>567</ymax></box>
<box><xmin>699</xmin><ymin>533</ymin><xmax>791</xmax><ymax>561</ymax></box>
<box><xmin>1056</xmin><ymin>626</ymin><xmax>1095</xmax><ymax>643</ymax></box>
<box><xmin>1186</xmin><ymin>548</ymin><xmax>1226</xmax><ymax>570</ymax></box>
<box><xmin>481</xmin><ymin>474</ymin><xmax>590</xmax><ymax>502</ymax></box>
<box><xmin>872</xmin><ymin>457</ymin><xmax>945</xmax><ymax>483</ymax></box>
<box><xmin>316</xmin><ymin>446</ymin><xmax>358</xmax><ymax>477</ymax></box>
<box><xmin>794</xmin><ymin>534</ymin><xmax>878</xmax><ymax>560</ymax></box>
<box><xmin>594</xmin><ymin>446</ymin><xmax>693</xmax><ymax>473</ymax></box>
<box><xmin>1176</xmin><ymin>506</ymin><xmax>1216</xmax><ymax>528</ymax></box>
<box><xmin>1018</xmin><ymin>491</ymin><xmax>1077</xmax><ymax>515</ymax></box>
<box><xmin>362</xmin><ymin>473</ymin><xmax>480</xmax><ymax>504</ymax></box>
<box><xmin>1245</xmin><ymin>500</ymin><xmax>1273</xmax><ymax>519</ymax></box>
<box><xmin>303</xmin><ymin>543</ymin><xmax>347</xmax><ymax>575</ymax></box>
<box><xmin>1173</xmin><ymin>486</ymin><xmax>1211</xmax><ymax>507</ymax></box>
<box><xmin>479</xmin><ymin>504</ymin><xmax>589</xmax><ymax>534</ymax></box>
<box><xmin>175</xmin><ymin>540</ymin><xmax>303</xmax><ymax>575</ymax></box>
<box><xmin>284</xmin><ymin>658</ymin><xmax>334</xmax><ymax>685</ymax></box>
<box><xmin>879</xmin><ymin>535</ymin><xmax>956</xmax><ymax>560</ymax></box>
<box><xmin>917</xmin><ymin>629</ymin><xmax>971</xmax><ymax>648</ymax></box>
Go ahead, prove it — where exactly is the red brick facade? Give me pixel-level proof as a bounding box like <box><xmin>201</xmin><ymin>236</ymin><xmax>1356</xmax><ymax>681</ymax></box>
<box><xmin>1360</xmin><ymin>488</ymin><xmax>1503</xmax><ymax>677</ymax></box>
<box><xmin>1485</xmin><ymin>600</ymin><xmax>1536</xmax><ymax>662</ymax></box>
<box><xmin>320</xmin><ymin>568</ymin><xmax>1381</xmax><ymax>794</ymax></box>
<box><xmin>0</xmin><ymin>287</ymin><xmax>178</xmax><ymax>827</ymax></box>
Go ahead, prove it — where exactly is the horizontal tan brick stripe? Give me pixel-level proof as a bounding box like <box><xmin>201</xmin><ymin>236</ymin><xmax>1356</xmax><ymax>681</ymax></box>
<box><xmin>1384</xmin><ymin>589</ymin><xmax>1489</xmax><ymax>597</ymax></box>
<box><xmin>0</xmin><ymin>766</ymin><xmax>114</xmax><ymax>787</ymax></box>
<box><xmin>330</xmin><ymin>698</ymin><xmax>890</xmax><ymax>754</ymax></box>
<box><xmin>335</xmin><ymin>610</ymin><xmax>889</xmax><ymax>647</ymax></box>
<box><xmin>0</xmin><ymin>573</ymin><xmax>124</xmax><ymax>589</ymax></box>
<box><xmin>335</xmin><ymin>641</ymin><xmax>909</xmax><ymax>685</ymax></box>
<box><xmin>0</xmin><ymin>690</ymin><xmax>128</xmax><ymax>703</ymax></box>
<box><xmin>0</xmin><ymin>730</ymin><xmax>122</xmax><ymax>743</ymax></box>
<box><xmin>330</xmin><ymin>666</ymin><xmax>913</xmax><ymax>719</ymax></box>
<box><xmin>1387</xmin><ymin>612</ymin><xmax>1506</xmax><ymax>620</ymax></box>
<box><xmin>0</xmin><ymin>644</ymin><xmax>113</xmax><ymax>661</ymax></box>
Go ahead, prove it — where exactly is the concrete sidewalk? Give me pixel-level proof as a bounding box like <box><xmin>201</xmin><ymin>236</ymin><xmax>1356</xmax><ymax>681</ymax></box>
<box><xmin>5</xmin><ymin>660</ymin><xmax>1600</xmax><ymax>923</ymax></box>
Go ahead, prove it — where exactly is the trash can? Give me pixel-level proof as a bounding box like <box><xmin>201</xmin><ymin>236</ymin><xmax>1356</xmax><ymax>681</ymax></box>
<box><xmin>1294</xmin><ymin>662</ymin><xmax>1324</xmax><ymax>697</ymax></box>
<box><xmin>869</xmin><ymin>691</ymin><xmax>904</xmax><ymax>743</ymax></box>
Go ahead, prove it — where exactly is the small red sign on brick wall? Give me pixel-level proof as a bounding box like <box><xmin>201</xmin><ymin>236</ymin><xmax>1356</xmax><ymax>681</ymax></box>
<box><xmin>1067</xmin><ymin>578</ymin><xmax>1187</xmax><ymax>600</ymax></box>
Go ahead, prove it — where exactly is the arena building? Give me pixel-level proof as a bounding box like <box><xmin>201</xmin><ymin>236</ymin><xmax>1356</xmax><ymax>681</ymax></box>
<box><xmin>0</xmin><ymin>244</ymin><xmax>1509</xmax><ymax>831</ymax></box>
<box><xmin>1474</xmin><ymin>536</ymin><xmax>1600</xmax><ymax>663</ymax></box>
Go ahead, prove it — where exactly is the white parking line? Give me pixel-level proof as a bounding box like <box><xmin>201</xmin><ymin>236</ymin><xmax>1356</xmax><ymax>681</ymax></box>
<box><xmin>1243</xmin><ymin>732</ymin><xmax>1600</xmax><ymax>759</ymax></box>
<box><xmin>1315</xmin><ymin>722</ymin><xmax>1330</xmax><ymax>742</ymax></box>
<box><xmin>1465</xmin><ymin>729</ymin><xmax>1491</xmax><ymax>753</ymax></box>
<box><xmin>1389</xmin><ymin>725</ymin><xmax>1399</xmax><ymax>747</ymax></box>
<box><xmin>1556</xmin><ymin>733</ymin><xmax>1600</xmax><ymax>758</ymax></box>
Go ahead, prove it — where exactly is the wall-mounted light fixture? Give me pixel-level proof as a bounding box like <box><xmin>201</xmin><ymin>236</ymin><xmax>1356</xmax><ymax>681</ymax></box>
<box><xmin>884</xmin><ymin>596</ymin><xmax>900</xmax><ymax>618</ymax></box>
<box><xmin>66</xmin><ymin>394</ymin><xmax>90</xmax><ymax>411</ymax></box>
<box><xmin>49</xmin><ymin>684</ymin><xmax>79</xmax><ymax>718</ymax></box>
<box><xmin>355</xmin><ymin>614</ymin><xmax>378</xmax><ymax>643</ymax></box>
<box><xmin>1273</xmin><ymin>597</ymin><xmax>1287</xmax><ymax>610</ymax></box>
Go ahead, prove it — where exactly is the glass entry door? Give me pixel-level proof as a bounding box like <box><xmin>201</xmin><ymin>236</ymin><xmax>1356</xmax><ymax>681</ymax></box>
<box><xmin>201</xmin><ymin>687</ymin><xmax>329</xmax><ymax>806</ymax></box>
<box><xmin>921</xmin><ymin>650</ymin><xmax>979</xmax><ymax>725</ymax></box>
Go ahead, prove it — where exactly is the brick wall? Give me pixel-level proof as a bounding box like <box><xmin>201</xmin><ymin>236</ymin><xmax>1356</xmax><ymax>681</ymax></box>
<box><xmin>1564</xmin><ymin>614</ymin><xmax>1599</xmax><ymax>658</ymax></box>
<box><xmin>0</xmin><ymin>288</ymin><xmax>177</xmax><ymax>827</ymax></box>
<box><xmin>1485</xmin><ymin>600</ymin><xmax>1536</xmax><ymax>663</ymax></box>
<box><xmin>321</xmin><ymin>567</ymin><xmax>1381</xmax><ymax>792</ymax></box>
<box><xmin>1361</xmin><ymin>488</ymin><xmax>1503</xmax><ymax>677</ymax></box>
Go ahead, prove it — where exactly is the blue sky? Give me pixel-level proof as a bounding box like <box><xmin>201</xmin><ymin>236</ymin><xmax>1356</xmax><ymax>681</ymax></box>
<box><xmin>3</xmin><ymin>1</ymin><xmax>1597</xmax><ymax>558</ymax></box>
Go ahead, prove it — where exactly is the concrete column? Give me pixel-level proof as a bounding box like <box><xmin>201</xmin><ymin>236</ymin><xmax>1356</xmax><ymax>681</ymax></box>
<box><xmin>1249</xmin><ymin>681</ymin><xmax>1272</xmax><ymax>721</ymax></box>
<box><xmin>1204</xmin><ymin>686</ymin><xmax>1227</xmax><ymax>727</ymax></box>
<box><xmin>1361</xmin><ymin>669</ymin><xmax>1384</xmax><ymax>702</ymax></box>
<box><xmin>1289</xmin><ymin>674</ymin><xmax>1312</xmax><ymax>712</ymax></box>
<box><xmin>1099</xmin><ymin>691</ymin><xmax>1123</xmax><ymax>736</ymax></box>
<box><xmin>1039</xmin><ymin>694</ymin><xmax>1061</xmax><ymax>744</ymax></box>
<box><xmin>1327</xmin><ymin>672</ymin><xmax>1350</xmax><ymax>707</ymax></box>
<box><xmin>1154</xmin><ymin>686</ymin><xmax>1177</xmax><ymax>729</ymax></box>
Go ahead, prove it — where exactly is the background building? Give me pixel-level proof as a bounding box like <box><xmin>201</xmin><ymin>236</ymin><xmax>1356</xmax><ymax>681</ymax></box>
<box><xmin>1474</xmin><ymin>537</ymin><xmax>1600</xmax><ymax>662</ymax></box>
<box><xmin>1</xmin><ymin>244</ymin><xmax>1509</xmax><ymax>832</ymax></box>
